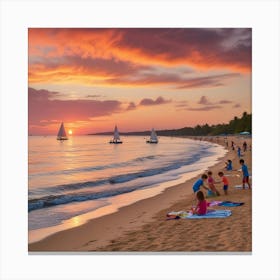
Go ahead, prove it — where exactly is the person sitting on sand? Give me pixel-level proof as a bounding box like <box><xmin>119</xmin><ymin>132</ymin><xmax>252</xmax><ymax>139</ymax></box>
<box><xmin>218</xmin><ymin>171</ymin><xmax>229</xmax><ymax>195</ymax></box>
<box><xmin>225</xmin><ymin>159</ymin><xmax>233</xmax><ymax>171</ymax></box>
<box><xmin>192</xmin><ymin>174</ymin><xmax>209</xmax><ymax>194</ymax></box>
<box><xmin>207</xmin><ymin>171</ymin><xmax>220</xmax><ymax>196</ymax></box>
<box><xmin>192</xmin><ymin>191</ymin><xmax>207</xmax><ymax>215</ymax></box>
<box><xmin>239</xmin><ymin>159</ymin><xmax>251</xmax><ymax>189</ymax></box>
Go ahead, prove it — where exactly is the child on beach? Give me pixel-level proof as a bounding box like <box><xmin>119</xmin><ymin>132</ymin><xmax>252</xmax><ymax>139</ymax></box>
<box><xmin>207</xmin><ymin>171</ymin><xmax>220</xmax><ymax>196</ymax></box>
<box><xmin>192</xmin><ymin>174</ymin><xmax>209</xmax><ymax>193</ymax></box>
<box><xmin>192</xmin><ymin>191</ymin><xmax>207</xmax><ymax>215</ymax></box>
<box><xmin>237</xmin><ymin>146</ymin><xmax>241</xmax><ymax>158</ymax></box>
<box><xmin>239</xmin><ymin>159</ymin><xmax>251</xmax><ymax>189</ymax></box>
<box><xmin>225</xmin><ymin>159</ymin><xmax>233</xmax><ymax>171</ymax></box>
<box><xmin>218</xmin><ymin>171</ymin><xmax>229</xmax><ymax>195</ymax></box>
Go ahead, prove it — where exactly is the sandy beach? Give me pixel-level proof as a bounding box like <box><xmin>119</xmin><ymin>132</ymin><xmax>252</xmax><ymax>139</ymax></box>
<box><xmin>29</xmin><ymin>135</ymin><xmax>252</xmax><ymax>252</ymax></box>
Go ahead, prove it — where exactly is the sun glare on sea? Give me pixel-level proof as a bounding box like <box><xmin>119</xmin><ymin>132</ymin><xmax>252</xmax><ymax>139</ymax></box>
<box><xmin>68</xmin><ymin>129</ymin><xmax>73</xmax><ymax>135</ymax></box>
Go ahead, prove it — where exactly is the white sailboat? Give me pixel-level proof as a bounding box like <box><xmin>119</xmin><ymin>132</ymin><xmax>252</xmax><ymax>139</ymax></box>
<box><xmin>109</xmin><ymin>125</ymin><xmax>123</xmax><ymax>144</ymax></box>
<box><xmin>146</xmin><ymin>128</ymin><xmax>158</xmax><ymax>144</ymax></box>
<box><xmin>57</xmin><ymin>122</ymin><xmax>68</xmax><ymax>141</ymax></box>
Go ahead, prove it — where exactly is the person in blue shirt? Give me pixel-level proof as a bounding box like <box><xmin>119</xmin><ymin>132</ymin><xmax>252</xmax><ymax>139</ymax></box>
<box><xmin>192</xmin><ymin>174</ymin><xmax>209</xmax><ymax>204</ymax></box>
<box><xmin>192</xmin><ymin>174</ymin><xmax>209</xmax><ymax>193</ymax></box>
<box><xmin>237</xmin><ymin>146</ymin><xmax>241</xmax><ymax>158</ymax></box>
<box><xmin>225</xmin><ymin>159</ymin><xmax>233</xmax><ymax>171</ymax></box>
<box><xmin>239</xmin><ymin>159</ymin><xmax>251</xmax><ymax>189</ymax></box>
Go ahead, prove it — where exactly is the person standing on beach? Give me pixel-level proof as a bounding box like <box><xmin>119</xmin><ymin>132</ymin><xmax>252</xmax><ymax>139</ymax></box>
<box><xmin>243</xmin><ymin>141</ymin><xmax>247</xmax><ymax>152</ymax></box>
<box><xmin>237</xmin><ymin>146</ymin><xmax>241</xmax><ymax>158</ymax></box>
<box><xmin>207</xmin><ymin>171</ymin><xmax>220</xmax><ymax>196</ymax></box>
<box><xmin>239</xmin><ymin>159</ymin><xmax>251</xmax><ymax>189</ymax></box>
<box><xmin>218</xmin><ymin>171</ymin><xmax>229</xmax><ymax>195</ymax></box>
<box><xmin>231</xmin><ymin>141</ymin><xmax>235</xmax><ymax>150</ymax></box>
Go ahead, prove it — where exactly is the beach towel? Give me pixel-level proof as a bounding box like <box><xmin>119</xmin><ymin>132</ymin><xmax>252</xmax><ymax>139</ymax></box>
<box><xmin>207</xmin><ymin>200</ymin><xmax>221</xmax><ymax>207</ymax></box>
<box><xmin>166</xmin><ymin>209</ymin><xmax>232</xmax><ymax>219</ymax></box>
<box><xmin>217</xmin><ymin>201</ymin><xmax>244</xmax><ymax>207</ymax></box>
<box><xmin>208</xmin><ymin>201</ymin><xmax>244</xmax><ymax>207</ymax></box>
<box><xmin>166</xmin><ymin>211</ymin><xmax>190</xmax><ymax>219</ymax></box>
<box><xmin>185</xmin><ymin>209</ymin><xmax>232</xmax><ymax>219</ymax></box>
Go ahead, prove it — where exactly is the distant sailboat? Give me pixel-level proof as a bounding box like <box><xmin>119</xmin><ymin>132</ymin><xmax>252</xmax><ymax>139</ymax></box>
<box><xmin>57</xmin><ymin>122</ymin><xmax>68</xmax><ymax>141</ymax></box>
<box><xmin>146</xmin><ymin>128</ymin><xmax>158</xmax><ymax>144</ymax></box>
<box><xmin>109</xmin><ymin>125</ymin><xmax>123</xmax><ymax>144</ymax></box>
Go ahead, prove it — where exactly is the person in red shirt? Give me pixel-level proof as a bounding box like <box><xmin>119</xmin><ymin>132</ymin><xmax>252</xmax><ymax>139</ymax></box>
<box><xmin>218</xmin><ymin>171</ymin><xmax>229</xmax><ymax>195</ymax></box>
<box><xmin>193</xmin><ymin>191</ymin><xmax>207</xmax><ymax>215</ymax></box>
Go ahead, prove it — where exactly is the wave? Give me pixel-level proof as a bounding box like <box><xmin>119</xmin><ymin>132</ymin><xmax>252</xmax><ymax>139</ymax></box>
<box><xmin>29</xmin><ymin>154</ymin><xmax>160</xmax><ymax>178</ymax></box>
<box><xmin>28</xmin><ymin>148</ymin><xmax>214</xmax><ymax>212</ymax></box>
<box><xmin>28</xmin><ymin>182</ymin><xmax>151</xmax><ymax>212</ymax></box>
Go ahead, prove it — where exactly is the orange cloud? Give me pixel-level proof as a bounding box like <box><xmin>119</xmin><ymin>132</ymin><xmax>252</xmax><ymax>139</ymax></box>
<box><xmin>29</xmin><ymin>28</ymin><xmax>252</xmax><ymax>86</ymax></box>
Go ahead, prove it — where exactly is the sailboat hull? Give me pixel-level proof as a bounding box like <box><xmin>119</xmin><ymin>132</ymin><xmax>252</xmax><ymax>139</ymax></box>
<box><xmin>146</xmin><ymin>140</ymin><xmax>158</xmax><ymax>144</ymax></box>
<box><xmin>109</xmin><ymin>140</ymin><xmax>123</xmax><ymax>144</ymax></box>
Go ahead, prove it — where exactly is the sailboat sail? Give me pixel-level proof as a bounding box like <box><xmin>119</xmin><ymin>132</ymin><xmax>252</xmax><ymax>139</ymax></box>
<box><xmin>110</xmin><ymin>125</ymin><xmax>122</xmax><ymax>144</ymax></box>
<box><xmin>147</xmin><ymin>128</ymin><xmax>158</xmax><ymax>143</ymax></box>
<box><xmin>150</xmin><ymin>128</ymin><xmax>158</xmax><ymax>142</ymax></box>
<box><xmin>57</xmin><ymin>122</ymin><xmax>68</xmax><ymax>140</ymax></box>
<box><xmin>113</xmin><ymin>125</ymin><xmax>120</xmax><ymax>140</ymax></box>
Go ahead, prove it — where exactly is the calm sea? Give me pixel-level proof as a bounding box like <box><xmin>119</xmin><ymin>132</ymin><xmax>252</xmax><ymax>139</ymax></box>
<box><xmin>28</xmin><ymin>135</ymin><xmax>226</xmax><ymax>242</ymax></box>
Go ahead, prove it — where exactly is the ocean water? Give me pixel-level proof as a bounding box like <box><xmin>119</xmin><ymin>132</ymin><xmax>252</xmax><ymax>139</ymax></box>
<box><xmin>28</xmin><ymin>135</ymin><xmax>226</xmax><ymax>243</ymax></box>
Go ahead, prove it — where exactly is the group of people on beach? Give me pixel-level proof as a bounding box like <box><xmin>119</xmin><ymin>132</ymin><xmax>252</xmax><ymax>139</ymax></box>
<box><xmin>231</xmin><ymin>141</ymin><xmax>250</xmax><ymax>158</ymax></box>
<box><xmin>191</xmin><ymin>158</ymin><xmax>251</xmax><ymax>216</ymax></box>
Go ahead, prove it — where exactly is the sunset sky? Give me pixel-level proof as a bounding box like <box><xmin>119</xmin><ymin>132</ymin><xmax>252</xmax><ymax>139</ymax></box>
<box><xmin>28</xmin><ymin>28</ymin><xmax>252</xmax><ymax>135</ymax></box>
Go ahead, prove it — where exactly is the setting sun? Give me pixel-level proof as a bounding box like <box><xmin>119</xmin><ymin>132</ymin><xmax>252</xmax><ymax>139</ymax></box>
<box><xmin>68</xmin><ymin>129</ymin><xmax>73</xmax><ymax>135</ymax></box>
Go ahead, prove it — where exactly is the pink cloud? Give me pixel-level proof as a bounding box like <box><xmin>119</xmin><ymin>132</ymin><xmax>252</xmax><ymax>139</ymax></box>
<box><xmin>187</xmin><ymin>95</ymin><xmax>235</xmax><ymax>111</ymax></box>
<box><xmin>126</xmin><ymin>102</ymin><xmax>137</xmax><ymax>110</ymax></box>
<box><xmin>28</xmin><ymin>88</ymin><xmax>122</xmax><ymax>125</ymax></box>
<box><xmin>28</xmin><ymin>89</ymin><xmax>173</xmax><ymax>131</ymax></box>
<box><xmin>198</xmin><ymin>96</ymin><xmax>213</xmax><ymax>105</ymax></box>
<box><xmin>219</xmin><ymin>99</ymin><xmax>233</xmax><ymax>104</ymax></box>
<box><xmin>139</xmin><ymin>96</ymin><xmax>171</xmax><ymax>106</ymax></box>
<box><xmin>187</xmin><ymin>105</ymin><xmax>222</xmax><ymax>111</ymax></box>
<box><xmin>105</xmin><ymin>72</ymin><xmax>239</xmax><ymax>89</ymax></box>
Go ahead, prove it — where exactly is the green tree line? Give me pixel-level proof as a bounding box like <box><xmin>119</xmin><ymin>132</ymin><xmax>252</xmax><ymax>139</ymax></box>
<box><xmin>157</xmin><ymin>112</ymin><xmax>251</xmax><ymax>136</ymax></box>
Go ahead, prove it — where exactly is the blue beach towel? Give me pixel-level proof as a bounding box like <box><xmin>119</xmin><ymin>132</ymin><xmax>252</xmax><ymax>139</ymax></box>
<box><xmin>208</xmin><ymin>201</ymin><xmax>244</xmax><ymax>207</ymax></box>
<box><xmin>218</xmin><ymin>201</ymin><xmax>244</xmax><ymax>207</ymax></box>
<box><xmin>185</xmin><ymin>209</ymin><xmax>232</xmax><ymax>219</ymax></box>
<box><xmin>166</xmin><ymin>209</ymin><xmax>232</xmax><ymax>219</ymax></box>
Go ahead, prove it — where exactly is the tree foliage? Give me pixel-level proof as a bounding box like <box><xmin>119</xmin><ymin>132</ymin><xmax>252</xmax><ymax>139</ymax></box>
<box><xmin>156</xmin><ymin>112</ymin><xmax>252</xmax><ymax>136</ymax></box>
